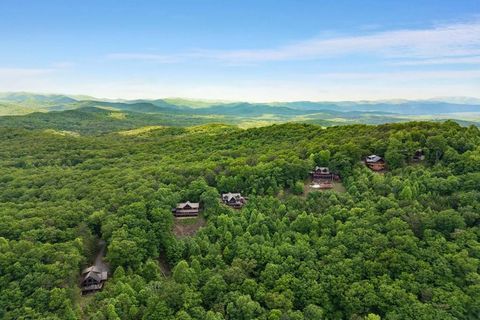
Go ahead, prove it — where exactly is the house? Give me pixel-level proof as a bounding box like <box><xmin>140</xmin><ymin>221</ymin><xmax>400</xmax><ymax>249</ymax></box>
<box><xmin>412</xmin><ymin>149</ymin><xmax>425</xmax><ymax>162</ymax></box>
<box><xmin>365</xmin><ymin>155</ymin><xmax>385</xmax><ymax>171</ymax></box>
<box><xmin>310</xmin><ymin>166</ymin><xmax>340</xmax><ymax>180</ymax></box>
<box><xmin>311</xmin><ymin>166</ymin><xmax>331</xmax><ymax>179</ymax></box>
<box><xmin>173</xmin><ymin>201</ymin><xmax>200</xmax><ymax>217</ymax></box>
<box><xmin>222</xmin><ymin>192</ymin><xmax>246</xmax><ymax>208</ymax></box>
<box><xmin>81</xmin><ymin>266</ymin><xmax>107</xmax><ymax>295</ymax></box>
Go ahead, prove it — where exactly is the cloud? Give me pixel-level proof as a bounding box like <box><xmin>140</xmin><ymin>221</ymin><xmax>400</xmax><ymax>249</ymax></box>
<box><xmin>0</xmin><ymin>68</ymin><xmax>54</xmax><ymax>77</ymax></box>
<box><xmin>108</xmin><ymin>20</ymin><xmax>480</xmax><ymax>64</ymax></box>
<box><xmin>313</xmin><ymin>69</ymin><xmax>480</xmax><ymax>81</ymax></box>
<box><xmin>0</xmin><ymin>67</ymin><xmax>66</xmax><ymax>93</ymax></box>
<box><xmin>48</xmin><ymin>68</ymin><xmax>478</xmax><ymax>102</ymax></box>
<box><xmin>388</xmin><ymin>55</ymin><xmax>480</xmax><ymax>66</ymax></box>
<box><xmin>51</xmin><ymin>61</ymin><xmax>75</xmax><ymax>69</ymax></box>
<box><xmin>210</xmin><ymin>20</ymin><xmax>480</xmax><ymax>62</ymax></box>
<box><xmin>106</xmin><ymin>53</ymin><xmax>183</xmax><ymax>63</ymax></box>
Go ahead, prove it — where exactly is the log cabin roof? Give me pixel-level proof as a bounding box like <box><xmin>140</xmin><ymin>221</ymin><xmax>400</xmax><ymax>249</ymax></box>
<box><xmin>82</xmin><ymin>265</ymin><xmax>108</xmax><ymax>282</ymax></box>
<box><xmin>84</xmin><ymin>270</ymin><xmax>107</xmax><ymax>282</ymax></box>
<box><xmin>366</xmin><ymin>155</ymin><xmax>384</xmax><ymax>163</ymax></box>
<box><xmin>85</xmin><ymin>271</ymin><xmax>102</xmax><ymax>283</ymax></box>
<box><xmin>82</xmin><ymin>266</ymin><xmax>102</xmax><ymax>275</ymax></box>
<box><xmin>176</xmin><ymin>201</ymin><xmax>200</xmax><ymax>209</ymax></box>
<box><xmin>314</xmin><ymin>166</ymin><xmax>330</xmax><ymax>173</ymax></box>
<box><xmin>222</xmin><ymin>193</ymin><xmax>242</xmax><ymax>201</ymax></box>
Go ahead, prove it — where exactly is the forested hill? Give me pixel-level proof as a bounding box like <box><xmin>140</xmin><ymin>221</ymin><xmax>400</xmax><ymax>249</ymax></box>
<box><xmin>0</xmin><ymin>106</ymin><xmax>479</xmax><ymax>135</ymax></box>
<box><xmin>1</xmin><ymin>121</ymin><xmax>480</xmax><ymax>319</ymax></box>
<box><xmin>1</xmin><ymin>92</ymin><xmax>480</xmax><ymax>129</ymax></box>
<box><xmin>0</xmin><ymin>107</ymin><xmax>223</xmax><ymax>134</ymax></box>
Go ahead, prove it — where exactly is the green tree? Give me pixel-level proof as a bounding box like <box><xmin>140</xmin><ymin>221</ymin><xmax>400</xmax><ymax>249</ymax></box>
<box><xmin>385</xmin><ymin>137</ymin><xmax>404</xmax><ymax>169</ymax></box>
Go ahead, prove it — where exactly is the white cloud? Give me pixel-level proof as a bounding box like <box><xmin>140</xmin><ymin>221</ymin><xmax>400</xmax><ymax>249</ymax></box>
<box><xmin>38</xmin><ymin>68</ymin><xmax>478</xmax><ymax>102</ymax></box>
<box><xmin>0</xmin><ymin>68</ymin><xmax>53</xmax><ymax>77</ymax></box>
<box><xmin>107</xmin><ymin>20</ymin><xmax>480</xmax><ymax>64</ymax></box>
<box><xmin>212</xmin><ymin>21</ymin><xmax>480</xmax><ymax>62</ymax></box>
<box><xmin>106</xmin><ymin>53</ymin><xmax>183</xmax><ymax>63</ymax></box>
<box><xmin>0</xmin><ymin>67</ymin><xmax>65</xmax><ymax>93</ymax></box>
<box><xmin>389</xmin><ymin>55</ymin><xmax>480</xmax><ymax>66</ymax></box>
<box><xmin>1</xmin><ymin>67</ymin><xmax>478</xmax><ymax>101</ymax></box>
<box><xmin>3</xmin><ymin>20</ymin><xmax>480</xmax><ymax>101</ymax></box>
<box><xmin>313</xmin><ymin>69</ymin><xmax>480</xmax><ymax>81</ymax></box>
<box><xmin>51</xmin><ymin>61</ymin><xmax>75</xmax><ymax>69</ymax></box>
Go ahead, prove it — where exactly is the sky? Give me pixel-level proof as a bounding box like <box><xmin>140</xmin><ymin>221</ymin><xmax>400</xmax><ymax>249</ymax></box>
<box><xmin>0</xmin><ymin>0</ymin><xmax>479</xmax><ymax>102</ymax></box>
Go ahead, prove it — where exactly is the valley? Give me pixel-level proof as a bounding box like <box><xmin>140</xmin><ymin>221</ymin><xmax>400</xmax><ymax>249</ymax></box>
<box><xmin>1</xmin><ymin>93</ymin><xmax>479</xmax><ymax>135</ymax></box>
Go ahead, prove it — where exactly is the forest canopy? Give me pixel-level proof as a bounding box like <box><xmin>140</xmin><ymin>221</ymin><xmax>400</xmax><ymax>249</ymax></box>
<box><xmin>0</xmin><ymin>120</ymin><xmax>479</xmax><ymax>319</ymax></box>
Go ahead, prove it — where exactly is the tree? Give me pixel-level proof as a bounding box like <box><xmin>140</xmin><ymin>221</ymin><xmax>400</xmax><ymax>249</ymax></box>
<box><xmin>399</xmin><ymin>185</ymin><xmax>413</xmax><ymax>200</ymax></box>
<box><xmin>292</xmin><ymin>181</ymin><xmax>305</xmax><ymax>195</ymax></box>
<box><xmin>315</xmin><ymin>150</ymin><xmax>331</xmax><ymax>166</ymax></box>
<box><xmin>141</xmin><ymin>259</ymin><xmax>161</xmax><ymax>282</ymax></box>
<box><xmin>426</xmin><ymin>135</ymin><xmax>447</xmax><ymax>163</ymax></box>
<box><xmin>385</xmin><ymin>137</ymin><xmax>404</xmax><ymax>169</ymax></box>
<box><xmin>226</xmin><ymin>295</ymin><xmax>263</xmax><ymax>320</ymax></box>
<box><xmin>107</xmin><ymin>237</ymin><xmax>144</xmax><ymax>270</ymax></box>
<box><xmin>425</xmin><ymin>209</ymin><xmax>466</xmax><ymax>237</ymax></box>
<box><xmin>304</xmin><ymin>304</ymin><xmax>325</xmax><ymax>320</ymax></box>
<box><xmin>201</xmin><ymin>275</ymin><xmax>227</xmax><ymax>307</ymax></box>
<box><xmin>172</xmin><ymin>260</ymin><xmax>198</xmax><ymax>287</ymax></box>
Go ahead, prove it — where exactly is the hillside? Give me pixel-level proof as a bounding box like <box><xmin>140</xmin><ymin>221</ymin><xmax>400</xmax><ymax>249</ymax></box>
<box><xmin>280</xmin><ymin>100</ymin><xmax>480</xmax><ymax>114</ymax></box>
<box><xmin>1</xmin><ymin>93</ymin><xmax>480</xmax><ymax>129</ymax></box>
<box><xmin>0</xmin><ymin>92</ymin><xmax>77</xmax><ymax>104</ymax></box>
<box><xmin>0</xmin><ymin>107</ymin><xmax>227</xmax><ymax>134</ymax></box>
<box><xmin>1</xmin><ymin>121</ymin><xmax>480</xmax><ymax>319</ymax></box>
<box><xmin>1</xmin><ymin>94</ymin><xmax>480</xmax><ymax>134</ymax></box>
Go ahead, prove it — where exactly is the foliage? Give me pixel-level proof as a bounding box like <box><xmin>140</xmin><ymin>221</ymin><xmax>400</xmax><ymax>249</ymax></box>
<box><xmin>0</xmin><ymin>121</ymin><xmax>479</xmax><ymax>319</ymax></box>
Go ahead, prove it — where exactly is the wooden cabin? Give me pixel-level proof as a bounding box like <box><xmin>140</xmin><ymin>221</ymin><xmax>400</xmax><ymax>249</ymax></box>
<box><xmin>412</xmin><ymin>149</ymin><xmax>425</xmax><ymax>162</ymax></box>
<box><xmin>173</xmin><ymin>201</ymin><xmax>200</xmax><ymax>217</ymax></box>
<box><xmin>222</xmin><ymin>192</ymin><xmax>246</xmax><ymax>208</ymax></box>
<box><xmin>310</xmin><ymin>166</ymin><xmax>340</xmax><ymax>180</ymax></box>
<box><xmin>365</xmin><ymin>155</ymin><xmax>385</xmax><ymax>171</ymax></box>
<box><xmin>81</xmin><ymin>266</ymin><xmax>107</xmax><ymax>295</ymax></box>
<box><xmin>311</xmin><ymin>166</ymin><xmax>331</xmax><ymax>179</ymax></box>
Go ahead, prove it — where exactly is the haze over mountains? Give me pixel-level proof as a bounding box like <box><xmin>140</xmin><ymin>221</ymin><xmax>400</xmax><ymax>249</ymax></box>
<box><xmin>1</xmin><ymin>92</ymin><xmax>479</xmax><ymax>134</ymax></box>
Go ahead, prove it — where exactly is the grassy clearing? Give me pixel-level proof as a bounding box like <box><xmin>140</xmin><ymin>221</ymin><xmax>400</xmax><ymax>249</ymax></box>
<box><xmin>43</xmin><ymin>129</ymin><xmax>80</xmax><ymax>137</ymax></box>
<box><xmin>108</xmin><ymin>112</ymin><xmax>126</xmax><ymax>119</ymax></box>
<box><xmin>173</xmin><ymin>215</ymin><xmax>206</xmax><ymax>238</ymax></box>
<box><xmin>303</xmin><ymin>178</ymin><xmax>347</xmax><ymax>196</ymax></box>
<box><xmin>118</xmin><ymin>125</ymin><xmax>164</xmax><ymax>136</ymax></box>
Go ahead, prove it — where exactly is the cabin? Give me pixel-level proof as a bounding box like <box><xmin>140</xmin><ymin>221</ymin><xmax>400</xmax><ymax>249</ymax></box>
<box><xmin>81</xmin><ymin>266</ymin><xmax>107</xmax><ymax>295</ymax></box>
<box><xmin>311</xmin><ymin>166</ymin><xmax>331</xmax><ymax>179</ymax></box>
<box><xmin>173</xmin><ymin>201</ymin><xmax>200</xmax><ymax>217</ymax></box>
<box><xmin>412</xmin><ymin>149</ymin><xmax>425</xmax><ymax>162</ymax></box>
<box><xmin>310</xmin><ymin>166</ymin><xmax>340</xmax><ymax>180</ymax></box>
<box><xmin>365</xmin><ymin>155</ymin><xmax>385</xmax><ymax>171</ymax></box>
<box><xmin>222</xmin><ymin>192</ymin><xmax>246</xmax><ymax>208</ymax></box>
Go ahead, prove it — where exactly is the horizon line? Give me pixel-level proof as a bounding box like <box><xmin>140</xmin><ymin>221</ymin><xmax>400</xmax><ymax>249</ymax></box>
<box><xmin>2</xmin><ymin>90</ymin><xmax>480</xmax><ymax>105</ymax></box>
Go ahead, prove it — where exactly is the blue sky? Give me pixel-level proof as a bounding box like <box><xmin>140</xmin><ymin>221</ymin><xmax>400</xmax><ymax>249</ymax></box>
<box><xmin>0</xmin><ymin>0</ymin><xmax>479</xmax><ymax>101</ymax></box>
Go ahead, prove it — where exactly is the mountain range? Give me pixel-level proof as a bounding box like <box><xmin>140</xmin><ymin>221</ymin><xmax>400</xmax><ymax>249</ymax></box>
<box><xmin>0</xmin><ymin>92</ymin><xmax>479</xmax><ymax>134</ymax></box>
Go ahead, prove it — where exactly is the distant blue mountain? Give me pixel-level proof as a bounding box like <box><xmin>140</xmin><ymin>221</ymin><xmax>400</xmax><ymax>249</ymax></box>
<box><xmin>279</xmin><ymin>101</ymin><xmax>480</xmax><ymax>115</ymax></box>
<box><xmin>1</xmin><ymin>92</ymin><xmax>479</xmax><ymax>117</ymax></box>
